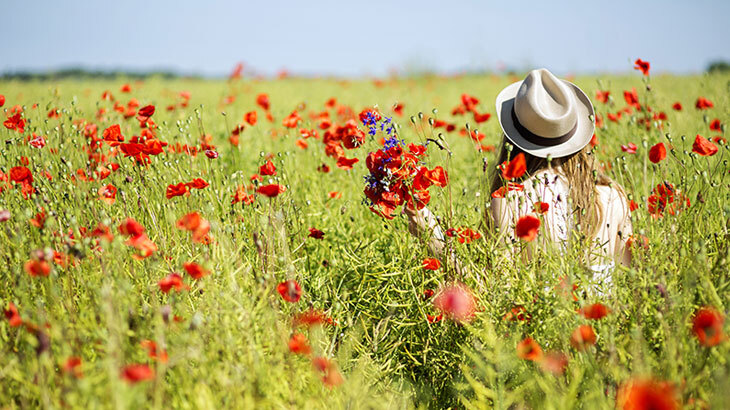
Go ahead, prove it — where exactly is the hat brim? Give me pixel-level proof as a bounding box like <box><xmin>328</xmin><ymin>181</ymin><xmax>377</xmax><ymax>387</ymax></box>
<box><xmin>495</xmin><ymin>79</ymin><xmax>595</xmax><ymax>158</ymax></box>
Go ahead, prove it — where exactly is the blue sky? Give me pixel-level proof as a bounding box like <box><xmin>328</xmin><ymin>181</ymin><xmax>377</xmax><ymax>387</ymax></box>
<box><xmin>4</xmin><ymin>0</ymin><xmax>729</xmax><ymax>77</ymax></box>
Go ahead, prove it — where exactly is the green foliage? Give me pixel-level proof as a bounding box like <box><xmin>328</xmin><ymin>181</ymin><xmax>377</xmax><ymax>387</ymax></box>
<box><xmin>0</xmin><ymin>73</ymin><xmax>729</xmax><ymax>408</ymax></box>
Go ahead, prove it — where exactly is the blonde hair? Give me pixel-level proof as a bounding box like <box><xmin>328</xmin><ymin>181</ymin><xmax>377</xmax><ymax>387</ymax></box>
<box><xmin>488</xmin><ymin>138</ymin><xmax>619</xmax><ymax>241</ymax></box>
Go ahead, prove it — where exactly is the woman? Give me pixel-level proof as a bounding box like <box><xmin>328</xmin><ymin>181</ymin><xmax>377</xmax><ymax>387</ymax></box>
<box><xmin>406</xmin><ymin>68</ymin><xmax>632</xmax><ymax>290</ymax></box>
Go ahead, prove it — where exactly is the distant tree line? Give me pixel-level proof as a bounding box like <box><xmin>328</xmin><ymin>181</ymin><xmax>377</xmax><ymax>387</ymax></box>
<box><xmin>706</xmin><ymin>60</ymin><xmax>730</xmax><ymax>73</ymax></box>
<box><xmin>0</xmin><ymin>67</ymin><xmax>200</xmax><ymax>81</ymax></box>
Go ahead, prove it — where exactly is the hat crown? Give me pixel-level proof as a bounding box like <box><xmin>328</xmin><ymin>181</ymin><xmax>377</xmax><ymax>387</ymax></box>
<box><xmin>513</xmin><ymin>68</ymin><xmax>577</xmax><ymax>138</ymax></box>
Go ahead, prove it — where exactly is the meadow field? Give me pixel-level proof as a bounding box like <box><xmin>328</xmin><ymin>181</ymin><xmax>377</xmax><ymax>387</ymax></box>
<box><xmin>0</xmin><ymin>70</ymin><xmax>728</xmax><ymax>408</ymax></box>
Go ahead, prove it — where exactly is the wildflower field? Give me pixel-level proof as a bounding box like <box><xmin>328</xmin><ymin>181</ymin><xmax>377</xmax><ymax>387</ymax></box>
<box><xmin>0</xmin><ymin>67</ymin><xmax>728</xmax><ymax>408</ymax></box>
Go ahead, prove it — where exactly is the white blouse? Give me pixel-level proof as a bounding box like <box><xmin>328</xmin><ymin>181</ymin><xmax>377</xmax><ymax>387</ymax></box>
<box><xmin>489</xmin><ymin>168</ymin><xmax>633</xmax><ymax>287</ymax></box>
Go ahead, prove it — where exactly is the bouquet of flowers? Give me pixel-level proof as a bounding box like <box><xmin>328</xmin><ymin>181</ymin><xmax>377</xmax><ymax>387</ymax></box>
<box><xmin>361</xmin><ymin>110</ymin><xmax>448</xmax><ymax>219</ymax></box>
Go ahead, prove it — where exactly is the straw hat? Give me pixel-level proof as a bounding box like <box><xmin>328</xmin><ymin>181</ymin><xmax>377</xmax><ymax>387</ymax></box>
<box><xmin>496</xmin><ymin>68</ymin><xmax>595</xmax><ymax>158</ymax></box>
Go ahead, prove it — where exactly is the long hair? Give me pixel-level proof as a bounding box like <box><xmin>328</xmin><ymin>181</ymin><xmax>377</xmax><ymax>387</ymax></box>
<box><xmin>488</xmin><ymin>137</ymin><xmax>618</xmax><ymax>241</ymax></box>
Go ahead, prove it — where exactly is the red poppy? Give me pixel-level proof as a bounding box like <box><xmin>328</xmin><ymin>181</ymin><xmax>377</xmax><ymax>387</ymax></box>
<box><xmin>336</xmin><ymin>156</ymin><xmax>359</xmax><ymax>170</ymax></box>
<box><xmin>579</xmin><ymin>303</ymin><xmax>610</xmax><ymax>320</ymax></box>
<box><xmin>433</xmin><ymin>283</ymin><xmax>476</xmax><ymax>323</ymax></box>
<box><xmin>503</xmin><ymin>305</ymin><xmax>530</xmax><ymax>322</ymax></box>
<box><xmin>28</xmin><ymin>134</ymin><xmax>46</xmax><ymax>149</ymax></box>
<box><xmin>62</xmin><ymin>357</ymin><xmax>83</xmax><ymax>378</ymax></box>
<box><xmin>166</xmin><ymin>183</ymin><xmax>189</xmax><ymax>199</ymax></box>
<box><xmin>621</xmin><ymin>143</ymin><xmax>638</xmax><ymax>154</ymax></box>
<box><xmin>695</xmin><ymin>97</ymin><xmax>713</xmax><ymax>110</ymax></box>
<box><xmin>259</xmin><ymin>160</ymin><xmax>277</xmax><ymax>176</ymax></box>
<box><xmin>516</xmin><ymin>338</ymin><xmax>543</xmax><ymax>361</ymax></box>
<box><xmin>0</xmin><ymin>94</ymin><xmax>4</xmax><ymax>107</ymax></box>
<box><xmin>623</xmin><ymin>88</ymin><xmax>640</xmax><ymax>108</ymax></box>
<box><xmin>126</xmin><ymin>234</ymin><xmax>158</xmax><ymax>260</ymax></box>
<box><xmin>98</xmin><ymin>184</ymin><xmax>117</xmax><ymax>205</ymax></box>
<box><xmin>533</xmin><ymin>202</ymin><xmax>549</xmax><ymax>214</ymax></box>
<box><xmin>595</xmin><ymin>90</ymin><xmax>610</xmax><ymax>103</ymax></box>
<box><xmin>317</xmin><ymin>163</ymin><xmax>330</xmax><ymax>173</ymax></box>
<box><xmin>692</xmin><ymin>306</ymin><xmax>725</xmax><ymax>347</ymax></box>
<box><xmin>616</xmin><ymin>379</ymin><xmax>679</xmax><ymax>410</ymax></box>
<box><xmin>186</xmin><ymin>178</ymin><xmax>209</xmax><ymax>190</ymax></box>
<box><xmin>473</xmin><ymin>111</ymin><xmax>491</xmax><ymax>123</ymax></box>
<box><xmin>671</xmin><ymin>102</ymin><xmax>682</xmax><ymax>111</ymax></box>
<box><xmin>120</xmin><ymin>84</ymin><xmax>131</xmax><ymax>93</ymax></box>
<box><xmin>328</xmin><ymin>191</ymin><xmax>342</xmax><ymax>199</ymax></box>
<box><xmin>312</xmin><ymin>357</ymin><xmax>344</xmax><ymax>388</ymax></box>
<box><xmin>121</xmin><ymin>364</ymin><xmax>154</xmax><ymax>383</ymax></box>
<box><xmin>293</xmin><ymin>309</ymin><xmax>336</xmax><ymax>328</ymax></box>
<box><xmin>570</xmin><ymin>325</ymin><xmax>597</xmax><ymax>350</ymax></box>
<box><xmin>393</xmin><ymin>102</ymin><xmax>404</xmax><ymax>116</ymax></box>
<box><xmin>501</xmin><ymin>153</ymin><xmax>526</xmax><ymax>180</ymax></box>
<box><xmin>183</xmin><ymin>262</ymin><xmax>209</xmax><ymax>280</ymax></box>
<box><xmin>282</xmin><ymin>111</ymin><xmax>301</xmax><ymax>128</ymax></box>
<box><xmin>4</xmin><ymin>302</ymin><xmax>22</xmax><ymax>327</ymax></box>
<box><xmin>692</xmin><ymin>134</ymin><xmax>718</xmax><ymax>156</ymax></box>
<box><xmin>9</xmin><ymin>166</ymin><xmax>33</xmax><ymax>185</ymax></box>
<box><xmin>648</xmin><ymin>143</ymin><xmax>666</xmax><ymax>163</ymax></box>
<box><xmin>256</xmin><ymin>93</ymin><xmax>270</xmax><ymax>110</ymax></box>
<box><xmin>427</xmin><ymin>313</ymin><xmax>443</xmax><ymax>323</ymax></box>
<box><xmin>137</xmin><ymin>104</ymin><xmax>155</xmax><ymax>120</ymax></box>
<box><xmin>136</xmin><ymin>341</ymin><xmax>166</xmax><ymax>365</ymax></box>
<box><xmin>515</xmin><ymin>215</ymin><xmax>540</xmax><ymax>242</ymax></box>
<box><xmin>633</xmin><ymin>58</ymin><xmax>650</xmax><ymax>76</ymax></box>
<box><xmin>709</xmin><ymin>118</ymin><xmax>722</xmax><ymax>131</ymax></box>
<box><xmin>3</xmin><ymin>112</ymin><xmax>26</xmax><ymax>132</ymax></box>
<box><xmin>540</xmin><ymin>351</ymin><xmax>568</xmax><ymax>376</ymax></box>
<box><xmin>244</xmin><ymin>110</ymin><xmax>258</xmax><ymax>126</ymax></box>
<box><xmin>25</xmin><ymin>260</ymin><xmax>51</xmax><ymax>277</ymax></box>
<box><xmin>308</xmin><ymin>227</ymin><xmax>324</xmax><ymax>239</ymax></box>
<box><xmin>421</xmin><ymin>258</ymin><xmax>441</xmax><ymax>271</ymax></box>
<box><xmin>158</xmin><ymin>273</ymin><xmax>187</xmax><ymax>293</ymax></box>
<box><xmin>277</xmin><ymin>280</ymin><xmax>302</xmax><ymax>303</ymax></box>
<box><xmin>491</xmin><ymin>183</ymin><xmax>524</xmax><ymax>198</ymax></box>
<box><xmin>205</xmin><ymin>150</ymin><xmax>219</xmax><ymax>159</ymax></box>
<box><xmin>288</xmin><ymin>333</ymin><xmax>311</xmax><ymax>355</ymax></box>
<box><xmin>119</xmin><ymin>218</ymin><xmax>145</xmax><ymax>237</ymax></box>
<box><xmin>257</xmin><ymin>184</ymin><xmax>286</xmax><ymax>198</ymax></box>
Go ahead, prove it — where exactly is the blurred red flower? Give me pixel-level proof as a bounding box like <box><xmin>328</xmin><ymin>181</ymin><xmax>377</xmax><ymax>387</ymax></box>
<box><xmin>121</xmin><ymin>364</ymin><xmax>154</xmax><ymax>383</ymax></box>
<box><xmin>256</xmin><ymin>93</ymin><xmax>270</xmax><ymax>111</ymax></box>
<box><xmin>515</xmin><ymin>215</ymin><xmax>540</xmax><ymax>242</ymax></box>
<box><xmin>633</xmin><ymin>58</ymin><xmax>650</xmax><ymax>76</ymax></box>
<box><xmin>244</xmin><ymin>110</ymin><xmax>258</xmax><ymax>126</ymax></box>
<box><xmin>277</xmin><ymin>280</ymin><xmax>302</xmax><ymax>303</ymax></box>
<box><xmin>312</xmin><ymin>357</ymin><xmax>343</xmax><ymax>387</ymax></box>
<box><xmin>25</xmin><ymin>260</ymin><xmax>51</xmax><ymax>277</ymax></box>
<box><xmin>500</xmin><ymin>153</ymin><xmax>526</xmax><ymax>180</ymax></box>
<box><xmin>4</xmin><ymin>302</ymin><xmax>22</xmax><ymax>327</ymax></box>
<box><xmin>671</xmin><ymin>102</ymin><xmax>682</xmax><ymax>111</ymax></box>
<box><xmin>516</xmin><ymin>338</ymin><xmax>543</xmax><ymax>361</ymax></box>
<box><xmin>183</xmin><ymin>262</ymin><xmax>209</xmax><ymax>280</ymax></box>
<box><xmin>648</xmin><ymin>143</ymin><xmax>666</xmax><ymax>164</ymax></box>
<box><xmin>308</xmin><ymin>227</ymin><xmax>324</xmax><ymax>239</ymax></box>
<box><xmin>98</xmin><ymin>184</ymin><xmax>117</xmax><ymax>205</ymax></box>
<box><xmin>158</xmin><ymin>273</ymin><xmax>187</xmax><ymax>293</ymax></box>
<box><xmin>595</xmin><ymin>90</ymin><xmax>610</xmax><ymax>103</ymax></box>
<box><xmin>62</xmin><ymin>357</ymin><xmax>83</xmax><ymax>378</ymax></box>
<box><xmin>140</xmin><ymin>340</ymin><xmax>168</xmax><ymax>363</ymax></box>
<box><xmin>533</xmin><ymin>202</ymin><xmax>549</xmax><ymax>214</ymax></box>
<box><xmin>692</xmin><ymin>306</ymin><xmax>725</xmax><ymax>347</ymax></box>
<box><xmin>288</xmin><ymin>333</ymin><xmax>311</xmax><ymax>355</ymax></box>
<box><xmin>579</xmin><ymin>303</ymin><xmax>610</xmax><ymax>320</ymax></box>
<box><xmin>421</xmin><ymin>258</ymin><xmax>441</xmax><ymax>271</ymax></box>
<box><xmin>259</xmin><ymin>160</ymin><xmax>277</xmax><ymax>176</ymax></box>
<box><xmin>621</xmin><ymin>143</ymin><xmax>637</xmax><ymax>154</ymax></box>
<box><xmin>695</xmin><ymin>97</ymin><xmax>713</xmax><ymax>110</ymax></box>
<box><xmin>166</xmin><ymin>183</ymin><xmax>189</xmax><ymax>199</ymax></box>
<box><xmin>570</xmin><ymin>325</ymin><xmax>597</xmax><ymax>350</ymax></box>
<box><xmin>336</xmin><ymin>156</ymin><xmax>359</xmax><ymax>170</ymax></box>
<box><xmin>616</xmin><ymin>379</ymin><xmax>678</xmax><ymax>410</ymax></box>
<box><xmin>709</xmin><ymin>118</ymin><xmax>722</xmax><ymax>131</ymax></box>
<box><xmin>540</xmin><ymin>352</ymin><xmax>568</xmax><ymax>376</ymax></box>
<box><xmin>692</xmin><ymin>134</ymin><xmax>718</xmax><ymax>156</ymax></box>
<box><xmin>257</xmin><ymin>184</ymin><xmax>286</xmax><ymax>198</ymax></box>
<box><xmin>433</xmin><ymin>283</ymin><xmax>476</xmax><ymax>323</ymax></box>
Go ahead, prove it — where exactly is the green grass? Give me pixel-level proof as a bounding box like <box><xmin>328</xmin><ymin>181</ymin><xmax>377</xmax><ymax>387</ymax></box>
<box><xmin>0</xmin><ymin>72</ymin><xmax>729</xmax><ymax>408</ymax></box>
